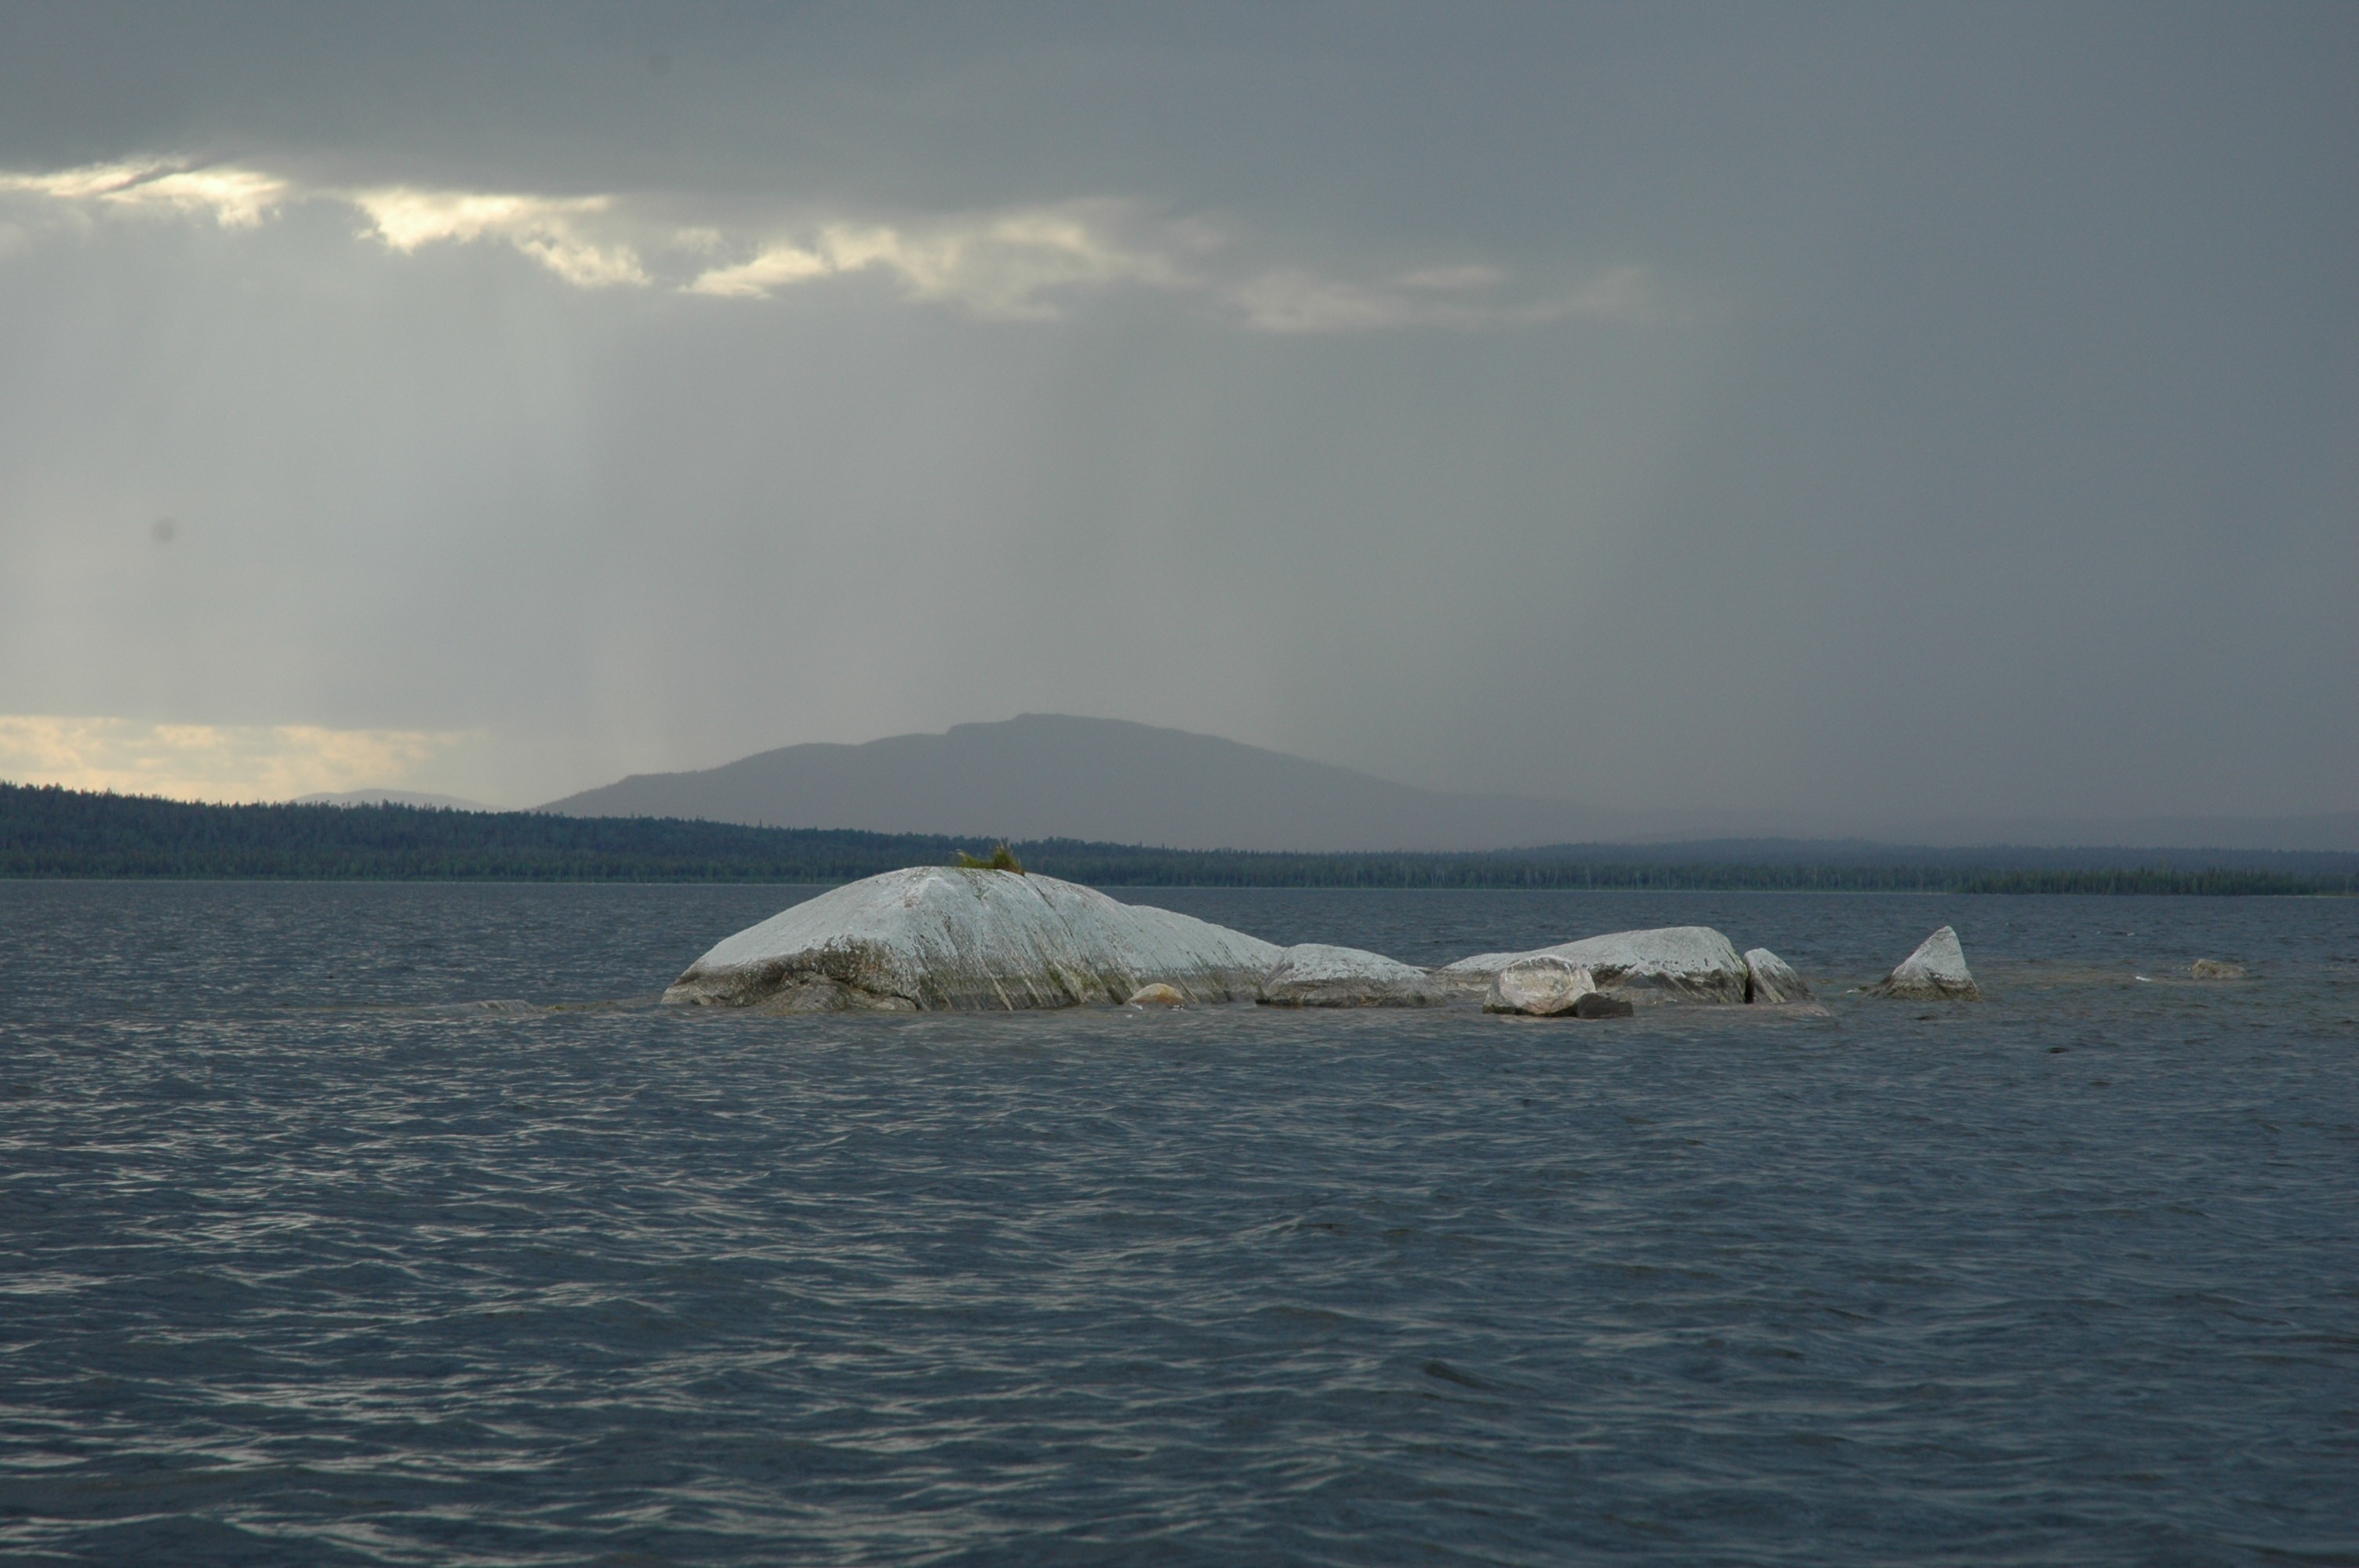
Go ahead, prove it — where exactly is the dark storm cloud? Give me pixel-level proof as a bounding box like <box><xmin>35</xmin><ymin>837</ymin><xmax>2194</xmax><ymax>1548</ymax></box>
<box><xmin>0</xmin><ymin>2</ymin><xmax>2350</xmax><ymax>826</ymax></box>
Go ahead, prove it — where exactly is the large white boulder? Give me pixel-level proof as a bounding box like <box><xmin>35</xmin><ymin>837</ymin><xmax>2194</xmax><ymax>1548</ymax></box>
<box><xmin>1256</xmin><ymin>943</ymin><xmax>1452</xmax><ymax>1007</ymax></box>
<box><xmin>1443</xmin><ymin>926</ymin><xmax>1750</xmax><ymax>1006</ymax></box>
<box><xmin>1866</xmin><ymin>926</ymin><xmax>1981</xmax><ymax>1000</ymax></box>
<box><xmin>663</xmin><ymin>866</ymin><xmax>1284</xmax><ymax>1011</ymax></box>
<box><xmin>1743</xmin><ymin>948</ymin><xmax>1812</xmax><ymax>1004</ymax></box>
<box><xmin>1483</xmin><ymin>956</ymin><xmax>1597</xmax><ymax>1016</ymax></box>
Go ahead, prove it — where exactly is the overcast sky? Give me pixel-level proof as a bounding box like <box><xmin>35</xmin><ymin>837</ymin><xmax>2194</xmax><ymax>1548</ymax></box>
<box><xmin>0</xmin><ymin>2</ymin><xmax>2351</xmax><ymax>822</ymax></box>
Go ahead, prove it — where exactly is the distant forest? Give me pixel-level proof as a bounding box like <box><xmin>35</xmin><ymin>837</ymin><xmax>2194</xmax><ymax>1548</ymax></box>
<box><xmin>2</xmin><ymin>783</ymin><xmax>2352</xmax><ymax>895</ymax></box>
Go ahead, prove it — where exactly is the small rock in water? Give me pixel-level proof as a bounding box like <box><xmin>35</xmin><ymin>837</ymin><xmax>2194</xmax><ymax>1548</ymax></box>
<box><xmin>1446</xmin><ymin>926</ymin><xmax>1750</xmax><ymax>1006</ymax></box>
<box><xmin>2188</xmin><ymin>960</ymin><xmax>2247</xmax><ymax>981</ymax></box>
<box><xmin>1572</xmin><ymin>991</ymin><xmax>1635</xmax><ymax>1018</ymax></box>
<box><xmin>1128</xmin><ymin>983</ymin><xmax>1187</xmax><ymax>1007</ymax></box>
<box><xmin>1256</xmin><ymin>944</ymin><xmax>1450</xmax><ymax>1007</ymax></box>
<box><xmin>1484</xmin><ymin>956</ymin><xmax>1598</xmax><ymax>1016</ymax></box>
<box><xmin>1867</xmin><ymin>926</ymin><xmax>1981</xmax><ymax>1000</ymax></box>
<box><xmin>1743</xmin><ymin>948</ymin><xmax>1812</xmax><ymax>1004</ymax></box>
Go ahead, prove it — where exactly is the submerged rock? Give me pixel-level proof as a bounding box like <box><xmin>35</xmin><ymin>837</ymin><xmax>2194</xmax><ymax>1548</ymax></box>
<box><xmin>1256</xmin><ymin>943</ymin><xmax>1451</xmax><ymax>1007</ymax></box>
<box><xmin>1866</xmin><ymin>926</ymin><xmax>1981</xmax><ymax>1000</ymax></box>
<box><xmin>1128</xmin><ymin>983</ymin><xmax>1187</xmax><ymax>1006</ymax></box>
<box><xmin>1445</xmin><ymin>926</ymin><xmax>1750</xmax><ymax>1006</ymax></box>
<box><xmin>1743</xmin><ymin>948</ymin><xmax>1812</xmax><ymax>1004</ymax></box>
<box><xmin>1572</xmin><ymin>991</ymin><xmax>1636</xmax><ymax>1018</ymax></box>
<box><xmin>2188</xmin><ymin>960</ymin><xmax>2247</xmax><ymax>981</ymax></box>
<box><xmin>1483</xmin><ymin>956</ymin><xmax>1598</xmax><ymax>1016</ymax></box>
<box><xmin>663</xmin><ymin>866</ymin><xmax>1284</xmax><ymax>1012</ymax></box>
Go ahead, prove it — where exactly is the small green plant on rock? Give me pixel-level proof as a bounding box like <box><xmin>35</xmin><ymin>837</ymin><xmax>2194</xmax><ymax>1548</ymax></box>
<box><xmin>955</xmin><ymin>842</ymin><xmax>1025</xmax><ymax>873</ymax></box>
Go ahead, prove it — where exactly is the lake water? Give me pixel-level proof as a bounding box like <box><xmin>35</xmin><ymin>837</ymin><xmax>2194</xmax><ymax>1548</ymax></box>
<box><xmin>2</xmin><ymin>882</ymin><xmax>2354</xmax><ymax>1565</ymax></box>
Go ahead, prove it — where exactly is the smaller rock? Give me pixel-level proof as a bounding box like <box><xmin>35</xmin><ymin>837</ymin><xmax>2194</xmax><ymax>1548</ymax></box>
<box><xmin>1257</xmin><ymin>944</ymin><xmax>1450</xmax><ymax>1007</ymax></box>
<box><xmin>1867</xmin><ymin>926</ymin><xmax>1981</xmax><ymax>1000</ymax></box>
<box><xmin>2188</xmin><ymin>960</ymin><xmax>2247</xmax><ymax>981</ymax></box>
<box><xmin>1485</xmin><ymin>956</ymin><xmax>1598</xmax><ymax>1016</ymax></box>
<box><xmin>1445</xmin><ymin>926</ymin><xmax>1749</xmax><ymax>1005</ymax></box>
<box><xmin>1743</xmin><ymin>948</ymin><xmax>1812</xmax><ymax>1004</ymax></box>
<box><xmin>1128</xmin><ymin>982</ymin><xmax>1187</xmax><ymax>1006</ymax></box>
<box><xmin>1572</xmin><ymin>991</ymin><xmax>1635</xmax><ymax>1018</ymax></box>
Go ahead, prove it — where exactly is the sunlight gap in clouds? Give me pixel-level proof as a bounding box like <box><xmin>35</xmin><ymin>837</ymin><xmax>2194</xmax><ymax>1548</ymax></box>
<box><xmin>0</xmin><ymin>158</ymin><xmax>289</xmax><ymax>227</ymax></box>
<box><xmin>350</xmin><ymin>187</ymin><xmax>649</xmax><ymax>289</ymax></box>
<box><xmin>0</xmin><ymin>155</ymin><xmax>1657</xmax><ymax>332</ymax></box>
<box><xmin>0</xmin><ymin>716</ymin><xmax>471</xmax><ymax>804</ymax></box>
<box><xmin>684</xmin><ymin>206</ymin><xmax>1194</xmax><ymax>319</ymax></box>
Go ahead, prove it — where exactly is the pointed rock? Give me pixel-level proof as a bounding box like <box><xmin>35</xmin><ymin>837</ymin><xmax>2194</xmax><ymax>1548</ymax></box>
<box><xmin>1743</xmin><ymin>948</ymin><xmax>1812</xmax><ymax>1004</ymax></box>
<box><xmin>1257</xmin><ymin>944</ymin><xmax>1451</xmax><ymax>1007</ymax></box>
<box><xmin>1867</xmin><ymin>926</ymin><xmax>1981</xmax><ymax>1000</ymax></box>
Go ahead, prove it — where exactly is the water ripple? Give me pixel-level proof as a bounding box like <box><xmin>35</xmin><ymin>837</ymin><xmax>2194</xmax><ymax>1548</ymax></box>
<box><xmin>1</xmin><ymin>884</ymin><xmax>2354</xmax><ymax>1563</ymax></box>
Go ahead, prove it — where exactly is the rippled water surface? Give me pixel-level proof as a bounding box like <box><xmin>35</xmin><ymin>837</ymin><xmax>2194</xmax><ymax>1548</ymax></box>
<box><xmin>2</xmin><ymin>883</ymin><xmax>2354</xmax><ymax>1565</ymax></box>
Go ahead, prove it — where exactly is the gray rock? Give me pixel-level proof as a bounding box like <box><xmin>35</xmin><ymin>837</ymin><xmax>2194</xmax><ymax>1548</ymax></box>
<box><xmin>664</xmin><ymin>866</ymin><xmax>1284</xmax><ymax>1011</ymax></box>
<box><xmin>1445</xmin><ymin>926</ymin><xmax>1750</xmax><ymax>1006</ymax></box>
<box><xmin>1484</xmin><ymin>956</ymin><xmax>1598</xmax><ymax>1015</ymax></box>
<box><xmin>1866</xmin><ymin>926</ymin><xmax>1981</xmax><ymax>1000</ymax></box>
<box><xmin>1572</xmin><ymin>991</ymin><xmax>1635</xmax><ymax>1018</ymax></box>
<box><xmin>1743</xmin><ymin>948</ymin><xmax>1812</xmax><ymax>1004</ymax></box>
<box><xmin>2188</xmin><ymin>960</ymin><xmax>2247</xmax><ymax>981</ymax></box>
<box><xmin>1257</xmin><ymin>943</ymin><xmax>1452</xmax><ymax>1007</ymax></box>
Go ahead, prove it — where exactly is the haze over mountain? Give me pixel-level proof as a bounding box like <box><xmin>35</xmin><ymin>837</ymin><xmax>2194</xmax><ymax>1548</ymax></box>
<box><xmin>539</xmin><ymin>716</ymin><xmax>2359</xmax><ymax>853</ymax></box>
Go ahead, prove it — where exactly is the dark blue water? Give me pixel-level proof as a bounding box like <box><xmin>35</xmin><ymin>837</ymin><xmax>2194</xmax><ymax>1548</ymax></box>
<box><xmin>2</xmin><ymin>883</ymin><xmax>2354</xmax><ymax>1565</ymax></box>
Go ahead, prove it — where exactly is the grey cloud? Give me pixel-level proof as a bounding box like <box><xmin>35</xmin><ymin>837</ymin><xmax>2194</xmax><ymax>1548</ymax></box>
<box><xmin>3</xmin><ymin>154</ymin><xmax>1635</xmax><ymax>330</ymax></box>
<box><xmin>0</xmin><ymin>2</ymin><xmax>2350</xmax><ymax>827</ymax></box>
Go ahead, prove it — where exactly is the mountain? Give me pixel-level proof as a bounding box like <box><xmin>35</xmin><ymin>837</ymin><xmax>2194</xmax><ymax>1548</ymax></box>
<box><xmin>1867</xmin><ymin>811</ymin><xmax>2359</xmax><ymax>854</ymax></box>
<box><xmin>537</xmin><ymin>714</ymin><xmax>1689</xmax><ymax>851</ymax></box>
<box><xmin>296</xmin><ymin>789</ymin><xmax>496</xmax><ymax>811</ymax></box>
<box><xmin>538</xmin><ymin>714</ymin><xmax>2359</xmax><ymax>853</ymax></box>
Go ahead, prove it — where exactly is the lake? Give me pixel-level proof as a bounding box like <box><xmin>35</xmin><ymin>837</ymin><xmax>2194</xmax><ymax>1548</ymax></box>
<box><xmin>2</xmin><ymin>882</ymin><xmax>2354</xmax><ymax>1564</ymax></box>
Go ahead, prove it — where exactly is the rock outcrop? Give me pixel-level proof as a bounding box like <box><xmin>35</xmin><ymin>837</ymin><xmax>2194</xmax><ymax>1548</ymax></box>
<box><xmin>1444</xmin><ymin>926</ymin><xmax>1750</xmax><ymax>1006</ymax></box>
<box><xmin>1256</xmin><ymin>944</ymin><xmax>1452</xmax><ymax>1007</ymax></box>
<box><xmin>1483</xmin><ymin>956</ymin><xmax>1597</xmax><ymax>1015</ymax></box>
<box><xmin>1866</xmin><ymin>926</ymin><xmax>1981</xmax><ymax>1000</ymax></box>
<box><xmin>2188</xmin><ymin>960</ymin><xmax>2247</xmax><ymax>981</ymax></box>
<box><xmin>1743</xmin><ymin>948</ymin><xmax>1812</xmax><ymax>1004</ymax></box>
<box><xmin>663</xmin><ymin>866</ymin><xmax>1284</xmax><ymax>1011</ymax></box>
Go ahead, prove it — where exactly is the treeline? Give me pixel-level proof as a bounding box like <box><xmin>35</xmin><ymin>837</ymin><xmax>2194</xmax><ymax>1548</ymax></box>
<box><xmin>2</xmin><ymin>783</ymin><xmax>2351</xmax><ymax>895</ymax></box>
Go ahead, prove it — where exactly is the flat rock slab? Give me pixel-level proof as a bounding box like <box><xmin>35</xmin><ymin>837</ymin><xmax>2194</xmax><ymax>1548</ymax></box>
<box><xmin>1445</xmin><ymin>926</ymin><xmax>1750</xmax><ymax>1006</ymax></box>
<box><xmin>664</xmin><ymin>866</ymin><xmax>1284</xmax><ymax>1011</ymax></box>
<box><xmin>1867</xmin><ymin>925</ymin><xmax>1981</xmax><ymax>1000</ymax></box>
<box><xmin>1257</xmin><ymin>943</ymin><xmax>1452</xmax><ymax>1007</ymax></box>
<box><xmin>1744</xmin><ymin>948</ymin><xmax>1812</xmax><ymax>1004</ymax></box>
